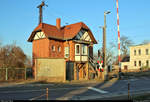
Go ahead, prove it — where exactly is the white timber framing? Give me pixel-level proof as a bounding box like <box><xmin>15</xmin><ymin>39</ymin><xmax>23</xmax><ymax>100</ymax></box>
<box><xmin>34</xmin><ymin>31</ymin><xmax>46</xmax><ymax>40</ymax></box>
<box><xmin>75</xmin><ymin>29</ymin><xmax>92</xmax><ymax>42</ymax></box>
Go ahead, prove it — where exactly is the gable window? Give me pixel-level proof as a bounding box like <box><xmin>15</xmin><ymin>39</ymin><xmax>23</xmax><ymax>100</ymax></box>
<box><xmin>134</xmin><ymin>61</ymin><xmax>136</xmax><ymax>66</ymax></box>
<box><xmin>82</xmin><ymin>44</ymin><xmax>87</xmax><ymax>55</ymax></box>
<box><xmin>75</xmin><ymin>44</ymin><xmax>80</xmax><ymax>55</ymax></box>
<box><xmin>146</xmin><ymin>60</ymin><xmax>149</xmax><ymax>67</ymax></box>
<box><xmin>52</xmin><ymin>45</ymin><xmax>55</xmax><ymax>51</ymax></box>
<box><xmin>134</xmin><ymin>50</ymin><xmax>136</xmax><ymax>56</ymax></box>
<box><xmin>139</xmin><ymin>60</ymin><xmax>141</xmax><ymax>66</ymax></box>
<box><xmin>146</xmin><ymin>49</ymin><xmax>149</xmax><ymax>55</ymax></box>
<box><xmin>58</xmin><ymin>46</ymin><xmax>61</xmax><ymax>52</ymax></box>
<box><xmin>138</xmin><ymin>49</ymin><xmax>141</xmax><ymax>55</ymax></box>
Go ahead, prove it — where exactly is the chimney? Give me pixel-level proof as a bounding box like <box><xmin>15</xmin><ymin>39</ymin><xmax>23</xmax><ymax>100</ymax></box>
<box><xmin>56</xmin><ymin>18</ymin><xmax>61</xmax><ymax>30</ymax></box>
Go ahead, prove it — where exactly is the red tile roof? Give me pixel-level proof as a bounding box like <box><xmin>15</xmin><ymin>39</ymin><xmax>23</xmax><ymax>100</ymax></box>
<box><xmin>28</xmin><ymin>22</ymin><xmax>97</xmax><ymax>44</ymax></box>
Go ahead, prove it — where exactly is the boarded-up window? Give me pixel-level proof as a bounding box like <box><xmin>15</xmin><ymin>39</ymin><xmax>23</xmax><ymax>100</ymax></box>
<box><xmin>124</xmin><ymin>65</ymin><xmax>128</xmax><ymax>70</ymax></box>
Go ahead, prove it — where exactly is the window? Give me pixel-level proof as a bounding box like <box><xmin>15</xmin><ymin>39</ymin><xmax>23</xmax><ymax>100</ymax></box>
<box><xmin>64</xmin><ymin>47</ymin><xmax>69</xmax><ymax>58</ymax></box>
<box><xmin>75</xmin><ymin>44</ymin><xmax>80</xmax><ymax>55</ymax></box>
<box><xmin>146</xmin><ymin>49</ymin><xmax>149</xmax><ymax>55</ymax></box>
<box><xmin>138</xmin><ymin>49</ymin><xmax>141</xmax><ymax>55</ymax></box>
<box><xmin>82</xmin><ymin>44</ymin><xmax>87</xmax><ymax>55</ymax></box>
<box><xmin>134</xmin><ymin>61</ymin><xmax>136</xmax><ymax>66</ymax></box>
<box><xmin>146</xmin><ymin>60</ymin><xmax>149</xmax><ymax>67</ymax></box>
<box><xmin>134</xmin><ymin>50</ymin><xmax>136</xmax><ymax>56</ymax></box>
<box><xmin>139</xmin><ymin>61</ymin><xmax>141</xmax><ymax>66</ymax></box>
<box><xmin>52</xmin><ymin>45</ymin><xmax>55</xmax><ymax>51</ymax></box>
<box><xmin>58</xmin><ymin>46</ymin><xmax>61</xmax><ymax>52</ymax></box>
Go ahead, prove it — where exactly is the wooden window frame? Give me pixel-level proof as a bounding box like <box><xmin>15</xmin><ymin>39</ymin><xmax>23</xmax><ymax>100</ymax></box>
<box><xmin>75</xmin><ymin>44</ymin><xmax>80</xmax><ymax>55</ymax></box>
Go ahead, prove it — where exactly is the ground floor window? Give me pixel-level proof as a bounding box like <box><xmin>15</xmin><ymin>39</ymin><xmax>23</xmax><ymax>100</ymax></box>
<box><xmin>146</xmin><ymin>60</ymin><xmax>149</xmax><ymax>67</ymax></box>
<box><xmin>139</xmin><ymin>60</ymin><xmax>141</xmax><ymax>67</ymax></box>
<box><xmin>134</xmin><ymin>61</ymin><xmax>136</xmax><ymax>66</ymax></box>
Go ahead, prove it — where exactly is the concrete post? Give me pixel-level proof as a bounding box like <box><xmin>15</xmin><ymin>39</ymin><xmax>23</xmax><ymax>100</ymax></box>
<box><xmin>46</xmin><ymin>88</ymin><xmax>48</xmax><ymax>100</ymax></box>
<box><xmin>5</xmin><ymin>68</ymin><xmax>8</xmax><ymax>81</ymax></box>
<box><xmin>25</xmin><ymin>68</ymin><xmax>27</xmax><ymax>80</ymax></box>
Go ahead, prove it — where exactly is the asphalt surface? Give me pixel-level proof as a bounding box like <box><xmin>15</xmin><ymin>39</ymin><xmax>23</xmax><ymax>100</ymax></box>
<box><xmin>0</xmin><ymin>76</ymin><xmax>150</xmax><ymax>100</ymax></box>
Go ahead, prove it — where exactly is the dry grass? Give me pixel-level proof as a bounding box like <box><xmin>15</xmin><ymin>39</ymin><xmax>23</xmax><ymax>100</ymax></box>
<box><xmin>132</xmin><ymin>93</ymin><xmax>150</xmax><ymax>100</ymax></box>
<box><xmin>123</xmin><ymin>70</ymin><xmax>150</xmax><ymax>77</ymax></box>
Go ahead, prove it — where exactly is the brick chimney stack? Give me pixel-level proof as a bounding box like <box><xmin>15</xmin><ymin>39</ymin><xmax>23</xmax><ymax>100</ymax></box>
<box><xmin>56</xmin><ymin>18</ymin><xmax>61</xmax><ymax>30</ymax></box>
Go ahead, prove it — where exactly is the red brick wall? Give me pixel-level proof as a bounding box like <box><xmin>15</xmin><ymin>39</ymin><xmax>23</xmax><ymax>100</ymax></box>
<box><xmin>33</xmin><ymin>38</ymin><xmax>64</xmax><ymax>59</ymax></box>
<box><xmin>33</xmin><ymin>38</ymin><xmax>50</xmax><ymax>58</ymax></box>
<box><xmin>49</xmin><ymin>39</ymin><xmax>64</xmax><ymax>58</ymax></box>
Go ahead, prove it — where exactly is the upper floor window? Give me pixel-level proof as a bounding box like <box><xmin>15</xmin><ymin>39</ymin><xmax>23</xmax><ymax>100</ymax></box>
<box><xmin>134</xmin><ymin>50</ymin><xmax>136</xmax><ymax>56</ymax></box>
<box><xmin>82</xmin><ymin>44</ymin><xmax>87</xmax><ymax>55</ymax></box>
<box><xmin>58</xmin><ymin>46</ymin><xmax>61</xmax><ymax>52</ymax></box>
<box><xmin>52</xmin><ymin>45</ymin><xmax>55</xmax><ymax>51</ymax></box>
<box><xmin>146</xmin><ymin>60</ymin><xmax>149</xmax><ymax>67</ymax></box>
<box><xmin>146</xmin><ymin>49</ymin><xmax>149</xmax><ymax>55</ymax></box>
<box><xmin>134</xmin><ymin>61</ymin><xmax>136</xmax><ymax>66</ymax></box>
<box><xmin>139</xmin><ymin>60</ymin><xmax>141</xmax><ymax>66</ymax></box>
<box><xmin>75</xmin><ymin>44</ymin><xmax>80</xmax><ymax>55</ymax></box>
<box><xmin>64</xmin><ymin>47</ymin><xmax>69</xmax><ymax>58</ymax></box>
<box><xmin>138</xmin><ymin>49</ymin><xmax>141</xmax><ymax>55</ymax></box>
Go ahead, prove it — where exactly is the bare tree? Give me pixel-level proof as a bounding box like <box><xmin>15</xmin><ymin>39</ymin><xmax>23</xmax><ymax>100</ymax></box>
<box><xmin>141</xmin><ymin>40</ymin><xmax>150</xmax><ymax>44</ymax></box>
<box><xmin>120</xmin><ymin>35</ymin><xmax>133</xmax><ymax>56</ymax></box>
<box><xmin>0</xmin><ymin>42</ymin><xmax>30</xmax><ymax>68</ymax></box>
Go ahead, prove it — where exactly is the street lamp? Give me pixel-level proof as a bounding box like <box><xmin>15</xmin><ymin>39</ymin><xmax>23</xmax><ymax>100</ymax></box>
<box><xmin>103</xmin><ymin>11</ymin><xmax>111</xmax><ymax>80</ymax></box>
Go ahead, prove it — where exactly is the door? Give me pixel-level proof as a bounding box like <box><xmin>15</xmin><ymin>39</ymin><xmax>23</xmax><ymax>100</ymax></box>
<box><xmin>66</xmin><ymin>62</ymin><xmax>74</xmax><ymax>81</ymax></box>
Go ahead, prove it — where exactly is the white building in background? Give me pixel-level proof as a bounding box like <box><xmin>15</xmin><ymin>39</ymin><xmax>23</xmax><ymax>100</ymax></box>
<box><xmin>121</xmin><ymin>43</ymin><xmax>150</xmax><ymax>70</ymax></box>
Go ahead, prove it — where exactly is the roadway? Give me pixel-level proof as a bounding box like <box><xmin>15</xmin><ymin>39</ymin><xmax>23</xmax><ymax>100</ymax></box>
<box><xmin>0</xmin><ymin>76</ymin><xmax>150</xmax><ymax>100</ymax></box>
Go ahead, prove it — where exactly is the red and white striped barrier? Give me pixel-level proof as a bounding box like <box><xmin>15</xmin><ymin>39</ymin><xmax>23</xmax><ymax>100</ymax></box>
<box><xmin>116</xmin><ymin>0</ymin><xmax>121</xmax><ymax>72</ymax></box>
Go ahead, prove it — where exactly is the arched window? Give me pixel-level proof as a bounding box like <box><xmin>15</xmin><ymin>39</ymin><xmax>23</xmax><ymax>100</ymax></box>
<box><xmin>52</xmin><ymin>45</ymin><xmax>55</xmax><ymax>51</ymax></box>
<box><xmin>58</xmin><ymin>46</ymin><xmax>61</xmax><ymax>52</ymax></box>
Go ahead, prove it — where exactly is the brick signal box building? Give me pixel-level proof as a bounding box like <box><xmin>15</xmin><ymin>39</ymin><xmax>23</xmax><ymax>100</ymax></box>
<box><xmin>28</xmin><ymin>18</ymin><xmax>97</xmax><ymax>82</ymax></box>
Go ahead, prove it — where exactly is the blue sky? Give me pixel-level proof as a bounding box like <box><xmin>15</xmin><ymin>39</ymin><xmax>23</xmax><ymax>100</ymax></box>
<box><xmin>0</xmin><ymin>0</ymin><xmax>150</xmax><ymax>57</ymax></box>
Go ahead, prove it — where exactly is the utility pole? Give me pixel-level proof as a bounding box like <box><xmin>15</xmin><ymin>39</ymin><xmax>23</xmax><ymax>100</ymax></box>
<box><xmin>103</xmin><ymin>11</ymin><xmax>110</xmax><ymax>80</ymax></box>
<box><xmin>37</xmin><ymin>1</ymin><xmax>48</xmax><ymax>24</ymax></box>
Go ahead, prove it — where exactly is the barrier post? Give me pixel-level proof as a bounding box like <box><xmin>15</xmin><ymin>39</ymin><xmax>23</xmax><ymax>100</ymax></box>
<box><xmin>46</xmin><ymin>88</ymin><xmax>48</xmax><ymax>100</ymax></box>
<box><xmin>128</xmin><ymin>81</ymin><xmax>130</xmax><ymax>99</ymax></box>
<box><xmin>25</xmin><ymin>68</ymin><xmax>27</xmax><ymax>80</ymax></box>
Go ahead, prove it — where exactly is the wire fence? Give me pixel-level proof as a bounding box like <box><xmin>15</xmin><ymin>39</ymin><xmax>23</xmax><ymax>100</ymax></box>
<box><xmin>0</xmin><ymin>68</ymin><xmax>33</xmax><ymax>81</ymax></box>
